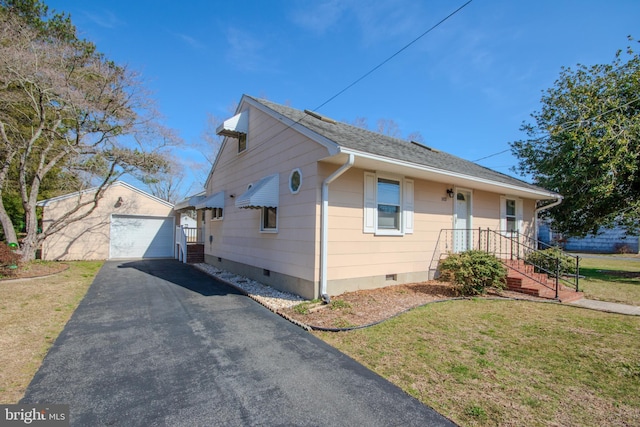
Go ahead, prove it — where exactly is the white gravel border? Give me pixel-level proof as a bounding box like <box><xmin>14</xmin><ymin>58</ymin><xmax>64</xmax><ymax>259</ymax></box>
<box><xmin>193</xmin><ymin>263</ymin><xmax>306</xmax><ymax>311</ymax></box>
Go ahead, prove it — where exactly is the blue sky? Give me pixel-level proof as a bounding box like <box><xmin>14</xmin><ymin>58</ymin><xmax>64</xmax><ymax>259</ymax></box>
<box><xmin>47</xmin><ymin>0</ymin><xmax>640</xmax><ymax>196</ymax></box>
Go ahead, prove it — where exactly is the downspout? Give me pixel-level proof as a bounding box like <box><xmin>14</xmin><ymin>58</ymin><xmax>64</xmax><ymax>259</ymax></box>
<box><xmin>320</xmin><ymin>154</ymin><xmax>355</xmax><ymax>304</ymax></box>
<box><xmin>534</xmin><ymin>196</ymin><xmax>563</xmax><ymax>243</ymax></box>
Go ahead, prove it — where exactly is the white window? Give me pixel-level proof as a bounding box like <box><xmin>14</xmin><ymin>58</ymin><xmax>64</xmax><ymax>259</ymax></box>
<box><xmin>211</xmin><ymin>208</ymin><xmax>223</xmax><ymax>221</ymax></box>
<box><xmin>377</xmin><ymin>178</ymin><xmax>401</xmax><ymax>230</ymax></box>
<box><xmin>261</xmin><ymin>207</ymin><xmax>277</xmax><ymax>232</ymax></box>
<box><xmin>501</xmin><ymin>197</ymin><xmax>523</xmax><ymax>234</ymax></box>
<box><xmin>238</xmin><ymin>134</ymin><xmax>247</xmax><ymax>153</ymax></box>
<box><xmin>363</xmin><ymin>172</ymin><xmax>414</xmax><ymax>235</ymax></box>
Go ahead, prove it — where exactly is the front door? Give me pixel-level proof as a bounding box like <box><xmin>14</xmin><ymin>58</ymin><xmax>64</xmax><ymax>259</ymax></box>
<box><xmin>454</xmin><ymin>190</ymin><xmax>472</xmax><ymax>252</ymax></box>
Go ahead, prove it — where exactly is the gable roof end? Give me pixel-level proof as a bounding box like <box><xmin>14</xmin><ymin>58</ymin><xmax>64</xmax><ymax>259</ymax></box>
<box><xmin>36</xmin><ymin>181</ymin><xmax>174</xmax><ymax>208</ymax></box>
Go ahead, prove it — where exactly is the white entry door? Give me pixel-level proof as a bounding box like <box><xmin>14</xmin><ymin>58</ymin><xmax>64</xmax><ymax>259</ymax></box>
<box><xmin>110</xmin><ymin>215</ymin><xmax>175</xmax><ymax>259</ymax></box>
<box><xmin>454</xmin><ymin>190</ymin><xmax>472</xmax><ymax>252</ymax></box>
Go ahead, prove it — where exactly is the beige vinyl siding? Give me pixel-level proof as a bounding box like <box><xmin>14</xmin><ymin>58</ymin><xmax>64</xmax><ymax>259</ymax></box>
<box><xmin>323</xmin><ymin>169</ymin><xmax>539</xmax><ymax>294</ymax></box>
<box><xmin>204</xmin><ymin>105</ymin><xmax>325</xmax><ymax>287</ymax></box>
<box><xmin>461</xmin><ymin>190</ymin><xmax>535</xmax><ymax>235</ymax></box>
<box><xmin>324</xmin><ymin>167</ymin><xmax>454</xmax><ymax>286</ymax></box>
<box><xmin>473</xmin><ymin>190</ymin><xmax>501</xmax><ymax>230</ymax></box>
<box><xmin>41</xmin><ymin>184</ymin><xmax>173</xmax><ymax>261</ymax></box>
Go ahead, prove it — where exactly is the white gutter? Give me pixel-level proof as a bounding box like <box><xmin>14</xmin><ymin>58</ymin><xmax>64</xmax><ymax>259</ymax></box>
<box><xmin>320</xmin><ymin>154</ymin><xmax>355</xmax><ymax>303</ymax></box>
<box><xmin>339</xmin><ymin>147</ymin><xmax>559</xmax><ymax>200</ymax></box>
<box><xmin>534</xmin><ymin>197</ymin><xmax>563</xmax><ymax>242</ymax></box>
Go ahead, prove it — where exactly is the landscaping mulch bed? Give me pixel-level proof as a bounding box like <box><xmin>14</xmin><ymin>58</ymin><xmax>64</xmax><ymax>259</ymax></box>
<box><xmin>279</xmin><ymin>281</ymin><xmax>552</xmax><ymax>330</ymax></box>
<box><xmin>1</xmin><ymin>261</ymin><xmax>69</xmax><ymax>281</ymax></box>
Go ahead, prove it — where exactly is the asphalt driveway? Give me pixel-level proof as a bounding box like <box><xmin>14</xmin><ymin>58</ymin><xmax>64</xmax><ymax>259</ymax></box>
<box><xmin>22</xmin><ymin>260</ymin><xmax>454</xmax><ymax>426</ymax></box>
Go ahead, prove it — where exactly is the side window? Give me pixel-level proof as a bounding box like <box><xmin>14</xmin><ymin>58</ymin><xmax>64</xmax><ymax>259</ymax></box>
<box><xmin>261</xmin><ymin>207</ymin><xmax>277</xmax><ymax>231</ymax></box>
<box><xmin>501</xmin><ymin>197</ymin><xmax>523</xmax><ymax>234</ymax></box>
<box><xmin>211</xmin><ymin>208</ymin><xmax>223</xmax><ymax>221</ymax></box>
<box><xmin>238</xmin><ymin>134</ymin><xmax>247</xmax><ymax>153</ymax></box>
<box><xmin>505</xmin><ymin>199</ymin><xmax>517</xmax><ymax>232</ymax></box>
<box><xmin>377</xmin><ymin>178</ymin><xmax>401</xmax><ymax>231</ymax></box>
<box><xmin>364</xmin><ymin>172</ymin><xmax>413</xmax><ymax>235</ymax></box>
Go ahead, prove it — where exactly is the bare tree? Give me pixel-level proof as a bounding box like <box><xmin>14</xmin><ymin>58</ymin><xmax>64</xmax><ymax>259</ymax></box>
<box><xmin>147</xmin><ymin>159</ymin><xmax>189</xmax><ymax>204</ymax></box>
<box><xmin>407</xmin><ymin>131</ymin><xmax>425</xmax><ymax>143</ymax></box>
<box><xmin>376</xmin><ymin>118</ymin><xmax>401</xmax><ymax>138</ymax></box>
<box><xmin>0</xmin><ymin>8</ymin><xmax>176</xmax><ymax>260</ymax></box>
<box><xmin>350</xmin><ymin>116</ymin><xmax>369</xmax><ymax>129</ymax></box>
<box><xmin>199</xmin><ymin>113</ymin><xmax>225</xmax><ymax>167</ymax></box>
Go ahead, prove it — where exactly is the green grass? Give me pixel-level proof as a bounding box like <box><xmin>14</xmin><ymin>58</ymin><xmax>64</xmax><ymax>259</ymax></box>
<box><xmin>578</xmin><ymin>257</ymin><xmax>640</xmax><ymax>305</ymax></box>
<box><xmin>316</xmin><ymin>299</ymin><xmax>640</xmax><ymax>426</ymax></box>
<box><xmin>0</xmin><ymin>261</ymin><xmax>102</xmax><ymax>403</ymax></box>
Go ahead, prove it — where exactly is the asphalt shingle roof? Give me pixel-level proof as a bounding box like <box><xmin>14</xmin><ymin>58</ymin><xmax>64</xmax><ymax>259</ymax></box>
<box><xmin>249</xmin><ymin>96</ymin><xmax>556</xmax><ymax>196</ymax></box>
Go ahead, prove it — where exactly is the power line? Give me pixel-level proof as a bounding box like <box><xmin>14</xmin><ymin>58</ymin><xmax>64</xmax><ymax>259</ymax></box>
<box><xmin>243</xmin><ymin>1</ymin><xmax>474</xmax><ymax>153</ymax></box>
<box><xmin>312</xmin><ymin>0</ymin><xmax>474</xmax><ymax>112</ymax></box>
<box><xmin>473</xmin><ymin>149</ymin><xmax>511</xmax><ymax>162</ymax></box>
<box><xmin>473</xmin><ymin>94</ymin><xmax>640</xmax><ymax>163</ymax></box>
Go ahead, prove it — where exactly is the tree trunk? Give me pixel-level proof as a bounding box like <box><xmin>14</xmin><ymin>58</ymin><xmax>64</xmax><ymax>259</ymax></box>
<box><xmin>0</xmin><ymin>200</ymin><xmax>18</xmax><ymax>245</ymax></box>
<box><xmin>19</xmin><ymin>201</ymin><xmax>39</xmax><ymax>262</ymax></box>
<box><xmin>19</xmin><ymin>234</ymin><xmax>38</xmax><ymax>262</ymax></box>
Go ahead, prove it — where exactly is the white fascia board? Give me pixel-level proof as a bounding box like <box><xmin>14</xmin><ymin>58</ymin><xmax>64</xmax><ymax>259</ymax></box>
<box><xmin>338</xmin><ymin>148</ymin><xmax>560</xmax><ymax>200</ymax></box>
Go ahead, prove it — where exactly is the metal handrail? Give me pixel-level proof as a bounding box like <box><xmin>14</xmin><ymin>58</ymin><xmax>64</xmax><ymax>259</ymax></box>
<box><xmin>486</xmin><ymin>229</ymin><xmax>580</xmax><ymax>292</ymax></box>
<box><xmin>432</xmin><ymin>228</ymin><xmax>580</xmax><ymax>297</ymax></box>
<box><xmin>175</xmin><ymin>226</ymin><xmax>187</xmax><ymax>263</ymax></box>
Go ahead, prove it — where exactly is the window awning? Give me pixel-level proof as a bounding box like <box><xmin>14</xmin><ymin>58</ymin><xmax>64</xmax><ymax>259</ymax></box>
<box><xmin>174</xmin><ymin>192</ymin><xmax>205</xmax><ymax>210</ymax></box>
<box><xmin>195</xmin><ymin>191</ymin><xmax>225</xmax><ymax>210</ymax></box>
<box><xmin>235</xmin><ymin>174</ymin><xmax>279</xmax><ymax>209</ymax></box>
<box><xmin>216</xmin><ymin>110</ymin><xmax>248</xmax><ymax>137</ymax></box>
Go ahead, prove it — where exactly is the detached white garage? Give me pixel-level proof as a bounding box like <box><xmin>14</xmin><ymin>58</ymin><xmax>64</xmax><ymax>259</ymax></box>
<box><xmin>110</xmin><ymin>215</ymin><xmax>175</xmax><ymax>259</ymax></box>
<box><xmin>38</xmin><ymin>181</ymin><xmax>175</xmax><ymax>261</ymax></box>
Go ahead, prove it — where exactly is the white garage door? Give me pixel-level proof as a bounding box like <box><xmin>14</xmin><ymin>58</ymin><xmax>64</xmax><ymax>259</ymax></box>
<box><xmin>110</xmin><ymin>215</ymin><xmax>174</xmax><ymax>259</ymax></box>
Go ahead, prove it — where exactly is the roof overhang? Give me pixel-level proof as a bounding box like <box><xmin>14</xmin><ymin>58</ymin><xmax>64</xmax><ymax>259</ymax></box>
<box><xmin>326</xmin><ymin>149</ymin><xmax>561</xmax><ymax>200</ymax></box>
<box><xmin>195</xmin><ymin>191</ymin><xmax>225</xmax><ymax>210</ymax></box>
<box><xmin>235</xmin><ymin>174</ymin><xmax>279</xmax><ymax>209</ymax></box>
<box><xmin>216</xmin><ymin>110</ymin><xmax>248</xmax><ymax>138</ymax></box>
<box><xmin>174</xmin><ymin>192</ymin><xmax>206</xmax><ymax>211</ymax></box>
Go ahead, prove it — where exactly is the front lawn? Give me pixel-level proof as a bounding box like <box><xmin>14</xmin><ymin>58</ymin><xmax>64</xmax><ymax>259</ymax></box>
<box><xmin>316</xmin><ymin>299</ymin><xmax>640</xmax><ymax>426</ymax></box>
<box><xmin>0</xmin><ymin>261</ymin><xmax>102</xmax><ymax>403</ymax></box>
<box><xmin>578</xmin><ymin>257</ymin><xmax>640</xmax><ymax>305</ymax></box>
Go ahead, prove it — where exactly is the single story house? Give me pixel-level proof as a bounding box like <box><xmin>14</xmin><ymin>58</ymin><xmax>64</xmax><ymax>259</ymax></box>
<box><xmin>196</xmin><ymin>95</ymin><xmax>562</xmax><ymax>300</ymax></box>
<box><xmin>38</xmin><ymin>181</ymin><xmax>175</xmax><ymax>260</ymax></box>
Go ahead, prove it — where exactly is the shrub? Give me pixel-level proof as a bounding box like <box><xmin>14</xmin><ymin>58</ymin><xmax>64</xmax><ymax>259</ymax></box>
<box><xmin>0</xmin><ymin>242</ymin><xmax>20</xmax><ymax>277</ymax></box>
<box><xmin>525</xmin><ymin>247</ymin><xmax>576</xmax><ymax>276</ymax></box>
<box><xmin>614</xmin><ymin>243</ymin><xmax>634</xmax><ymax>254</ymax></box>
<box><xmin>439</xmin><ymin>250</ymin><xmax>506</xmax><ymax>296</ymax></box>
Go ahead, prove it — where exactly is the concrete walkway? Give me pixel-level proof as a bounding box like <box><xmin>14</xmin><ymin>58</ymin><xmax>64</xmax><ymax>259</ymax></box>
<box><xmin>567</xmin><ymin>298</ymin><xmax>640</xmax><ymax>316</ymax></box>
<box><xmin>566</xmin><ymin>253</ymin><xmax>640</xmax><ymax>315</ymax></box>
